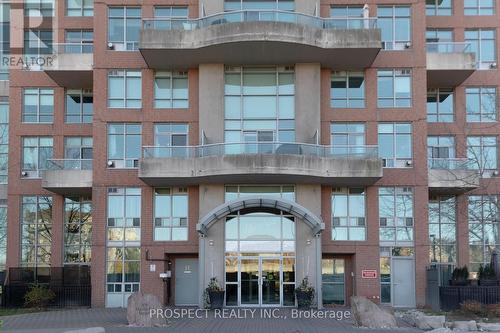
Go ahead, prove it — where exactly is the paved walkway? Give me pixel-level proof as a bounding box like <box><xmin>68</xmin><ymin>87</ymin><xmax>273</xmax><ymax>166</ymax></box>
<box><xmin>0</xmin><ymin>308</ymin><xmax>423</xmax><ymax>333</ymax></box>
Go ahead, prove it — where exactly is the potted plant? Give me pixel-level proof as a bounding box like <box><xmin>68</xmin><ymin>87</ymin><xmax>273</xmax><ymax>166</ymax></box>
<box><xmin>206</xmin><ymin>277</ymin><xmax>225</xmax><ymax>309</ymax></box>
<box><xmin>478</xmin><ymin>264</ymin><xmax>498</xmax><ymax>286</ymax></box>
<box><xmin>295</xmin><ymin>277</ymin><xmax>315</xmax><ymax>309</ymax></box>
<box><xmin>450</xmin><ymin>266</ymin><xmax>469</xmax><ymax>286</ymax></box>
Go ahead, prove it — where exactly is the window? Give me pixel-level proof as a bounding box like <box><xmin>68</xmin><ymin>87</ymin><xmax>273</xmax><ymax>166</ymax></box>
<box><xmin>427</xmin><ymin>88</ymin><xmax>454</xmax><ymax>122</ymax></box>
<box><xmin>66</xmin><ymin>0</ymin><xmax>93</xmax><ymax>17</ymax></box>
<box><xmin>322</xmin><ymin>259</ymin><xmax>345</xmax><ymax>305</ymax></box>
<box><xmin>64</xmin><ymin>197</ymin><xmax>92</xmax><ymax>264</ymax></box>
<box><xmin>467</xmin><ymin>136</ymin><xmax>497</xmax><ymax>172</ymax></box>
<box><xmin>466</xmin><ymin>87</ymin><xmax>497</xmax><ymax>122</ymax></box>
<box><xmin>377</xmin><ymin>6</ymin><xmax>411</xmax><ymax>50</ymax></box>
<box><xmin>106</xmin><ymin>246</ymin><xmax>140</xmax><ymax>295</ymax></box>
<box><xmin>224</xmin><ymin>66</ymin><xmax>295</xmax><ymax>146</ymax></box>
<box><xmin>330</xmin><ymin>6</ymin><xmax>367</xmax><ymax>29</ymax></box>
<box><xmin>107</xmin><ymin>124</ymin><xmax>141</xmax><ymax>168</ymax></box>
<box><xmin>107</xmin><ymin>187</ymin><xmax>141</xmax><ymax>245</ymax></box>
<box><xmin>0</xmin><ymin>206</ymin><xmax>6</xmax><ymax>271</ymax></box>
<box><xmin>154</xmin><ymin>188</ymin><xmax>188</xmax><ymax>241</ymax></box>
<box><xmin>379</xmin><ymin>187</ymin><xmax>414</xmax><ymax>244</ymax></box>
<box><xmin>428</xmin><ymin>136</ymin><xmax>455</xmax><ymax>168</ymax></box>
<box><xmin>108</xmin><ymin>70</ymin><xmax>142</xmax><ymax>108</ymax></box>
<box><xmin>426</xmin><ymin>29</ymin><xmax>453</xmax><ymax>43</ymax></box>
<box><xmin>108</xmin><ymin>7</ymin><xmax>141</xmax><ymax>51</ymax></box>
<box><xmin>378</xmin><ymin>123</ymin><xmax>412</xmax><ymax>168</ymax></box>
<box><xmin>377</xmin><ymin>69</ymin><xmax>412</xmax><ymax>107</ymax></box>
<box><xmin>0</xmin><ymin>101</ymin><xmax>8</xmax><ymax>184</ymax></box>
<box><xmin>154</xmin><ymin>123</ymin><xmax>188</xmax><ymax>157</ymax></box>
<box><xmin>22</xmin><ymin>137</ymin><xmax>53</xmax><ymax>177</ymax></box>
<box><xmin>429</xmin><ymin>196</ymin><xmax>456</xmax><ymax>263</ymax></box>
<box><xmin>23</xmin><ymin>88</ymin><xmax>54</xmax><ymax>123</ymax></box>
<box><xmin>0</xmin><ymin>4</ymin><xmax>10</xmax><ymax>55</ymax></box>
<box><xmin>224</xmin><ymin>0</ymin><xmax>294</xmax><ymax>11</ymax></box>
<box><xmin>332</xmin><ymin>188</ymin><xmax>366</xmax><ymax>241</ymax></box>
<box><xmin>426</xmin><ymin>0</ymin><xmax>452</xmax><ymax>15</ymax></box>
<box><xmin>154</xmin><ymin>72</ymin><xmax>188</xmax><ymax>108</ymax></box>
<box><xmin>225</xmin><ymin>185</ymin><xmax>295</xmax><ymax>201</ymax></box>
<box><xmin>64</xmin><ymin>137</ymin><xmax>93</xmax><ymax>169</ymax></box>
<box><xmin>465</xmin><ymin>29</ymin><xmax>496</xmax><ymax>69</ymax></box>
<box><xmin>65</xmin><ymin>30</ymin><xmax>93</xmax><ymax>53</ymax></box>
<box><xmin>330</xmin><ymin>123</ymin><xmax>365</xmax><ymax>156</ymax></box>
<box><xmin>152</xmin><ymin>6</ymin><xmax>189</xmax><ymax>29</ymax></box>
<box><xmin>464</xmin><ymin>0</ymin><xmax>495</xmax><ymax>15</ymax></box>
<box><xmin>468</xmin><ymin>195</ymin><xmax>499</xmax><ymax>272</ymax></box>
<box><xmin>66</xmin><ymin>89</ymin><xmax>93</xmax><ymax>123</ymax></box>
<box><xmin>24</xmin><ymin>30</ymin><xmax>52</xmax><ymax>57</ymax></box>
<box><xmin>21</xmin><ymin>196</ymin><xmax>52</xmax><ymax>267</ymax></box>
<box><xmin>0</xmin><ymin>68</ymin><xmax>8</xmax><ymax>81</ymax></box>
<box><xmin>25</xmin><ymin>0</ymin><xmax>54</xmax><ymax>17</ymax></box>
<box><xmin>331</xmin><ymin>71</ymin><xmax>365</xmax><ymax>108</ymax></box>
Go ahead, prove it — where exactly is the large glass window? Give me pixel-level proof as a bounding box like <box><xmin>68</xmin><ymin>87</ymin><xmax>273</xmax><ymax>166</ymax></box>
<box><xmin>67</xmin><ymin>0</ymin><xmax>93</xmax><ymax>17</ymax></box>
<box><xmin>330</xmin><ymin>123</ymin><xmax>365</xmax><ymax>156</ymax></box>
<box><xmin>467</xmin><ymin>136</ymin><xmax>497</xmax><ymax>171</ymax></box>
<box><xmin>21</xmin><ymin>196</ymin><xmax>52</xmax><ymax>267</ymax></box>
<box><xmin>465</xmin><ymin>29</ymin><xmax>496</xmax><ymax>69</ymax></box>
<box><xmin>466</xmin><ymin>87</ymin><xmax>497</xmax><ymax>122</ymax></box>
<box><xmin>64</xmin><ymin>197</ymin><xmax>92</xmax><ymax>264</ymax></box>
<box><xmin>224</xmin><ymin>0</ymin><xmax>294</xmax><ymax>11</ymax></box>
<box><xmin>379</xmin><ymin>187</ymin><xmax>414</xmax><ymax>244</ymax></box>
<box><xmin>154</xmin><ymin>123</ymin><xmax>188</xmax><ymax>157</ymax></box>
<box><xmin>428</xmin><ymin>136</ymin><xmax>455</xmax><ymax>159</ymax></box>
<box><xmin>108</xmin><ymin>7</ymin><xmax>141</xmax><ymax>51</ymax></box>
<box><xmin>106</xmin><ymin>247</ymin><xmax>140</xmax><ymax>295</ymax></box>
<box><xmin>66</xmin><ymin>89</ymin><xmax>93</xmax><ymax>123</ymax></box>
<box><xmin>464</xmin><ymin>0</ymin><xmax>495</xmax><ymax>15</ymax></box>
<box><xmin>65</xmin><ymin>30</ymin><xmax>93</xmax><ymax>53</ymax></box>
<box><xmin>377</xmin><ymin>6</ymin><xmax>411</xmax><ymax>50</ymax></box>
<box><xmin>377</xmin><ymin>69</ymin><xmax>412</xmax><ymax>108</ymax></box>
<box><xmin>154</xmin><ymin>72</ymin><xmax>188</xmax><ymax>109</ymax></box>
<box><xmin>107</xmin><ymin>123</ymin><xmax>141</xmax><ymax>168</ymax></box>
<box><xmin>332</xmin><ymin>188</ymin><xmax>366</xmax><ymax>241</ymax></box>
<box><xmin>24</xmin><ymin>30</ymin><xmax>52</xmax><ymax>57</ymax></box>
<box><xmin>322</xmin><ymin>259</ymin><xmax>345</xmax><ymax>305</ymax></box>
<box><xmin>0</xmin><ymin>205</ymin><xmax>6</xmax><ymax>271</ymax></box>
<box><xmin>108</xmin><ymin>70</ymin><xmax>142</xmax><ymax>108</ymax></box>
<box><xmin>0</xmin><ymin>4</ymin><xmax>10</xmax><ymax>55</ymax></box>
<box><xmin>154</xmin><ymin>188</ymin><xmax>188</xmax><ymax>241</ymax></box>
<box><xmin>23</xmin><ymin>88</ymin><xmax>54</xmax><ymax>123</ymax></box>
<box><xmin>468</xmin><ymin>195</ymin><xmax>499</xmax><ymax>272</ymax></box>
<box><xmin>225</xmin><ymin>185</ymin><xmax>295</xmax><ymax>201</ymax></box>
<box><xmin>224</xmin><ymin>66</ymin><xmax>295</xmax><ymax>145</ymax></box>
<box><xmin>429</xmin><ymin>196</ymin><xmax>456</xmax><ymax>263</ymax></box>
<box><xmin>426</xmin><ymin>0</ymin><xmax>452</xmax><ymax>15</ymax></box>
<box><xmin>378</xmin><ymin>123</ymin><xmax>412</xmax><ymax>168</ymax></box>
<box><xmin>427</xmin><ymin>88</ymin><xmax>454</xmax><ymax>122</ymax></box>
<box><xmin>22</xmin><ymin>137</ymin><xmax>53</xmax><ymax>177</ymax></box>
<box><xmin>331</xmin><ymin>71</ymin><xmax>365</xmax><ymax>108</ymax></box>
<box><xmin>0</xmin><ymin>100</ymin><xmax>8</xmax><ymax>184</ymax></box>
<box><xmin>64</xmin><ymin>137</ymin><xmax>93</xmax><ymax>169</ymax></box>
<box><xmin>25</xmin><ymin>0</ymin><xmax>54</xmax><ymax>17</ymax></box>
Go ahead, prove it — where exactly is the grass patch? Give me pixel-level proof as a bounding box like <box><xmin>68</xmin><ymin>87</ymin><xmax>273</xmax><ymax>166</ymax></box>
<box><xmin>0</xmin><ymin>308</ymin><xmax>44</xmax><ymax>317</ymax></box>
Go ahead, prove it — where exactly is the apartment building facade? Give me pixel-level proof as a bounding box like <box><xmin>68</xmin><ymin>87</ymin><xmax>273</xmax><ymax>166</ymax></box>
<box><xmin>0</xmin><ymin>0</ymin><xmax>499</xmax><ymax>308</ymax></box>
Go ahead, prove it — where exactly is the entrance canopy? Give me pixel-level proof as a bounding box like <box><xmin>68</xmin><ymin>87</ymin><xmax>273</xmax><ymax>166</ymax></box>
<box><xmin>197</xmin><ymin>196</ymin><xmax>325</xmax><ymax>236</ymax></box>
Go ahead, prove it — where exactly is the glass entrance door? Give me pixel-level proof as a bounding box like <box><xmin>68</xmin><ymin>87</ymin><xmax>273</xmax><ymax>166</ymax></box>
<box><xmin>261</xmin><ymin>258</ymin><xmax>280</xmax><ymax>305</ymax></box>
<box><xmin>239</xmin><ymin>257</ymin><xmax>283</xmax><ymax>306</ymax></box>
<box><xmin>240</xmin><ymin>258</ymin><xmax>259</xmax><ymax>305</ymax></box>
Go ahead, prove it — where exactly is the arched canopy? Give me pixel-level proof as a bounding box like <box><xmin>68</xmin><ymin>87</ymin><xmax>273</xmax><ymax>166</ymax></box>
<box><xmin>197</xmin><ymin>196</ymin><xmax>325</xmax><ymax>236</ymax></box>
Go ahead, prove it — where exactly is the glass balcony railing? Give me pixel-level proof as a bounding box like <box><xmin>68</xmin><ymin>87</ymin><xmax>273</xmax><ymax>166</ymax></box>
<box><xmin>426</xmin><ymin>42</ymin><xmax>471</xmax><ymax>53</ymax></box>
<box><xmin>428</xmin><ymin>158</ymin><xmax>474</xmax><ymax>170</ymax></box>
<box><xmin>143</xmin><ymin>143</ymin><xmax>378</xmax><ymax>159</ymax></box>
<box><xmin>46</xmin><ymin>159</ymin><xmax>93</xmax><ymax>170</ymax></box>
<box><xmin>52</xmin><ymin>42</ymin><xmax>94</xmax><ymax>54</ymax></box>
<box><xmin>143</xmin><ymin>10</ymin><xmax>378</xmax><ymax>31</ymax></box>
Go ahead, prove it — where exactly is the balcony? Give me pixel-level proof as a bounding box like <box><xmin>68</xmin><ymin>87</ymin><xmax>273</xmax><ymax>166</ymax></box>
<box><xmin>43</xmin><ymin>43</ymin><xmax>93</xmax><ymax>88</ymax></box>
<box><xmin>139</xmin><ymin>10</ymin><xmax>381</xmax><ymax>68</ymax></box>
<box><xmin>428</xmin><ymin>158</ymin><xmax>480</xmax><ymax>194</ymax></box>
<box><xmin>41</xmin><ymin>159</ymin><xmax>93</xmax><ymax>195</ymax></box>
<box><xmin>139</xmin><ymin>142</ymin><xmax>383</xmax><ymax>186</ymax></box>
<box><xmin>426</xmin><ymin>42</ymin><xmax>476</xmax><ymax>87</ymax></box>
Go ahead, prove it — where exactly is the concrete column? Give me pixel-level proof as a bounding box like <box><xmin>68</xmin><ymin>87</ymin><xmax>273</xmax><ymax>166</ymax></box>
<box><xmin>295</xmin><ymin>64</ymin><xmax>321</xmax><ymax>144</ymax></box>
<box><xmin>199</xmin><ymin>0</ymin><xmax>224</xmax><ymax>17</ymax></box>
<box><xmin>198</xmin><ymin>64</ymin><xmax>224</xmax><ymax>144</ymax></box>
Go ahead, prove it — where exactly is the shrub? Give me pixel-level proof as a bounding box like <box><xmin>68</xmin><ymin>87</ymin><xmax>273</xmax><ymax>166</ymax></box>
<box><xmin>478</xmin><ymin>264</ymin><xmax>496</xmax><ymax>280</ymax></box>
<box><xmin>452</xmin><ymin>266</ymin><xmax>469</xmax><ymax>281</ymax></box>
<box><xmin>24</xmin><ymin>284</ymin><xmax>55</xmax><ymax>309</ymax></box>
<box><xmin>485</xmin><ymin>304</ymin><xmax>500</xmax><ymax>317</ymax></box>
<box><xmin>460</xmin><ymin>300</ymin><xmax>487</xmax><ymax>316</ymax></box>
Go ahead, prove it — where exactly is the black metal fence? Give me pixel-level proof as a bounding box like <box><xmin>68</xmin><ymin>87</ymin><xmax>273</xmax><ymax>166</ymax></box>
<box><xmin>2</xmin><ymin>266</ymin><xmax>91</xmax><ymax>308</ymax></box>
<box><xmin>440</xmin><ymin>286</ymin><xmax>500</xmax><ymax>311</ymax></box>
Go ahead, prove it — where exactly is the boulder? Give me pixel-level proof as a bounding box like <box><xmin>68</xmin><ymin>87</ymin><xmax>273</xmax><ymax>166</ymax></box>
<box><xmin>452</xmin><ymin>320</ymin><xmax>477</xmax><ymax>331</ymax></box>
<box><xmin>426</xmin><ymin>328</ymin><xmax>452</xmax><ymax>333</ymax></box>
<box><xmin>350</xmin><ymin>296</ymin><xmax>398</xmax><ymax>329</ymax></box>
<box><xmin>127</xmin><ymin>291</ymin><xmax>166</xmax><ymax>327</ymax></box>
<box><xmin>416</xmin><ymin>315</ymin><xmax>446</xmax><ymax>330</ymax></box>
<box><xmin>477</xmin><ymin>323</ymin><xmax>500</xmax><ymax>332</ymax></box>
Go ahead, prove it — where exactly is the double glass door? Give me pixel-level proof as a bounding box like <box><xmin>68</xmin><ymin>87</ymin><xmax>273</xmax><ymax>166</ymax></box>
<box><xmin>240</xmin><ymin>257</ymin><xmax>281</xmax><ymax>306</ymax></box>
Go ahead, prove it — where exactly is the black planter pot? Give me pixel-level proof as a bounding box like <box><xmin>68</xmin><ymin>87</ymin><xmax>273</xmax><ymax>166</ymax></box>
<box><xmin>208</xmin><ymin>290</ymin><xmax>225</xmax><ymax>309</ymax></box>
<box><xmin>295</xmin><ymin>290</ymin><xmax>314</xmax><ymax>309</ymax></box>
<box><xmin>450</xmin><ymin>279</ymin><xmax>469</xmax><ymax>286</ymax></box>
<box><xmin>479</xmin><ymin>279</ymin><xmax>498</xmax><ymax>286</ymax></box>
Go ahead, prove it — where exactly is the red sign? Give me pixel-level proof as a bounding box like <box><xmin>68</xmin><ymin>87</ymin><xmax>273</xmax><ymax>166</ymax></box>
<box><xmin>362</xmin><ymin>270</ymin><xmax>378</xmax><ymax>279</ymax></box>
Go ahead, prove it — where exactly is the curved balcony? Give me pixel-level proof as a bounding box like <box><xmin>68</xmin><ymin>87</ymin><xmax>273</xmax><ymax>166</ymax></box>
<box><xmin>139</xmin><ymin>10</ymin><xmax>381</xmax><ymax>68</ymax></box>
<box><xmin>139</xmin><ymin>142</ymin><xmax>383</xmax><ymax>186</ymax></box>
<box><xmin>428</xmin><ymin>158</ymin><xmax>480</xmax><ymax>194</ymax></box>
<box><xmin>426</xmin><ymin>42</ymin><xmax>476</xmax><ymax>87</ymax></box>
<box><xmin>42</xmin><ymin>159</ymin><xmax>93</xmax><ymax>195</ymax></box>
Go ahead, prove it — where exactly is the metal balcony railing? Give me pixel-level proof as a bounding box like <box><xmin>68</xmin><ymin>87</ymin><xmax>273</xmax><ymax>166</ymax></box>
<box><xmin>46</xmin><ymin>159</ymin><xmax>93</xmax><ymax>170</ymax></box>
<box><xmin>426</xmin><ymin>42</ymin><xmax>471</xmax><ymax>53</ymax></box>
<box><xmin>143</xmin><ymin>10</ymin><xmax>378</xmax><ymax>31</ymax></box>
<box><xmin>428</xmin><ymin>158</ymin><xmax>474</xmax><ymax>170</ymax></box>
<box><xmin>143</xmin><ymin>143</ymin><xmax>379</xmax><ymax>159</ymax></box>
